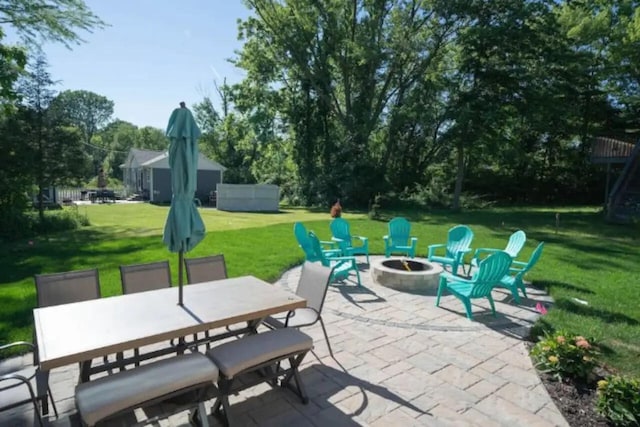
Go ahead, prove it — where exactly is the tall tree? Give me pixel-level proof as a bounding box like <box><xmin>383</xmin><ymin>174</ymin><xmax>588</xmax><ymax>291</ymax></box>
<box><xmin>237</xmin><ymin>0</ymin><xmax>452</xmax><ymax>206</ymax></box>
<box><xmin>0</xmin><ymin>0</ymin><xmax>105</xmax><ymax>103</ymax></box>
<box><xmin>51</xmin><ymin>89</ymin><xmax>114</xmax><ymax>175</ymax></box>
<box><xmin>18</xmin><ymin>54</ymin><xmax>87</xmax><ymax>219</ymax></box>
<box><xmin>0</xmin><ymin>0</ymin><xmax>106</xmax><ymax>47</ymax></box>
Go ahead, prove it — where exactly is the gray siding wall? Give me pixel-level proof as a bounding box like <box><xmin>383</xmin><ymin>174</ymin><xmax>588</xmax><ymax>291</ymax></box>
<box><xmin>151</xmin><ymin>169</ymin><xmax>221</xmax><ymax>203</ymax></box>
<box><xmin>196</xmin><ymin>170</ymin><xmax>221</xmax><ymax>203</ymax></box>
<box><xmin>152</xmin><ymin>168</ymin><xmax>172</xmax><ymax>203</ymax></box>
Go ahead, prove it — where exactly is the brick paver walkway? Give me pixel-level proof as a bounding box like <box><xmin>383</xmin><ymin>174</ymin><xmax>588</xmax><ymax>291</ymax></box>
<box><xmin>0</xmin><ymin>256</ymin><xmax>567</xmax><ymax>426</ymax></box>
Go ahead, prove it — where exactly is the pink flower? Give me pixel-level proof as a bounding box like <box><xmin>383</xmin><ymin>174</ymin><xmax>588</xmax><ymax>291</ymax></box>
<box><xmin>28</xmin><ymin>240</ymin><xmax>34</xmax><ymax>246</ymax></box>
<box><xmin>576</xmin><ymin>339</ymin><xmax>590</xmax><ymax>349</ymax></box>
<box><xmin>556</xmin><ymin>336</ymin><xmax>566</xmax><ymax>344</ymax></box>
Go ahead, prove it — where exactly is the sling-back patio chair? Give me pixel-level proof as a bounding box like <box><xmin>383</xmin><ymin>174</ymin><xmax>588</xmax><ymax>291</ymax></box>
<box><xmin>263</xmin><ymin>261</ymin><xmax>335</xmax><ymax>356</ymax></box>
<box><xmin>184</xmin><ymin>254</ymin><xmax>227</xmax><ymax>284</ymax></box>
<box><xmin>33</xmin><ymin>268</ymin><xmax>102</xmax><ymax>411</ymax></box>
<box><xmin>0</xmin><ymin>341</ymin><xmax>59</xmax><ymax>426</ymax></box>
<box><xmin>119</xmin><ymin>261</ymin><xmax>173</xmax><ymax>366</ymax></box>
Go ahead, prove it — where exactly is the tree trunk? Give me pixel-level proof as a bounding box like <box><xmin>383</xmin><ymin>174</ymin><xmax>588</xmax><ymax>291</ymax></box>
<box><xmin>452</xmin><ymin>139</ymin><xmax>465</xmax><ymax>211</ymax></box>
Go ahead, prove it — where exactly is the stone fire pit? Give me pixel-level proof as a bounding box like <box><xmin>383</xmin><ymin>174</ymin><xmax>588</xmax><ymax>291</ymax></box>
<box><xmin>371</xmin><ymin>258</ymin><xmax>443</xmax><ymax>294</ymax></box>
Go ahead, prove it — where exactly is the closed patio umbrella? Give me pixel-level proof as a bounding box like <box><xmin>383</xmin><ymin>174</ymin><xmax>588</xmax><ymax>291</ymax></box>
<box><xmin>162</xmin><ymin>102</ymin><xmax>205</xmax><ymax>305</ymax></box>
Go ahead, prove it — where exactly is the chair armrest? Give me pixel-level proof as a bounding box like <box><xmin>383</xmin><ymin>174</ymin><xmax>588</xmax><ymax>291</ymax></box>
<box><xmin>427</xmin><ymin>244</ymin><xmax>445</xmax><ymax>258</ymax></box>
<box><xmin>330</xmin><ymin>256</ymin><xmax>359</xmax><ymax>262</ymax></box>
<box><xmin>0</xmin><ymin>341</ymin><xmax>35</xmax><ymax>352</ymax></box>
<box><xmin>440</xmin><ymin>271</ymin><xmax>473</xmax><ymax>284</ymax></box>
<box><xmin>320</xmin><ymin>240</ymin><xmax>339</xmax><ymax>248</ymax></box>
<box><xmin>472</xmin><ymin>248</ymin><xmax>500</xmax><ymax>258</ymax></box>
<box><xmin>353</xmin><ymin>236</ymin><xmax>368</xmax><ymax>244</ymax></box>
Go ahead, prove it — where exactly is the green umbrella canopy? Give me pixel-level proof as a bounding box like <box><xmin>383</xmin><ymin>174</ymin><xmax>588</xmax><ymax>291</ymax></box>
<box><xmin>162</xmin><ymin>105</ymin><xmax>206</xmax><ymax>254</ymax></box>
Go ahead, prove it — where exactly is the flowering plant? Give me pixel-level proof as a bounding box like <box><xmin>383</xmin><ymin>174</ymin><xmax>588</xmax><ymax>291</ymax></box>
<box><xmin>530</xmin><ymin>330</ymin><xmax>598</xmax><ymax>381</ymax></box>
<box><xmin>596</xmin><ymin>375</ymin><xmax>640</xmax><ymax>426</ymax></box>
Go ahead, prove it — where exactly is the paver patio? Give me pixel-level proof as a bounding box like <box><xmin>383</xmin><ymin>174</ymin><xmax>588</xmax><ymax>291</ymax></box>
<box><xmin>0</xmin><ymin>256</ymin><xmax>567</xmax><ymax>426</ymax></box>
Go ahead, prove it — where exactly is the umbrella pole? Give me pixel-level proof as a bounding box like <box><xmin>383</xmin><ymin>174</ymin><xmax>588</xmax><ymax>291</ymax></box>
<box><xmin>178</xmin><ymin>249</ymin><xmax>184</xmax><ymax>306</ymax></box>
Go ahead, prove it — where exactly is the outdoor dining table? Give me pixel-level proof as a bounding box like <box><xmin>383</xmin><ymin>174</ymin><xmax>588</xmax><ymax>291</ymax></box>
<box><xmin>33</xmin><ymin>275</ymin><xmax>306</xmax><ymax>385</ymax></box>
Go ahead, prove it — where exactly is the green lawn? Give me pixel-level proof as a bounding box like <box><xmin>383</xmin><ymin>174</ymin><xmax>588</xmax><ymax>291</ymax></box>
<box><xmin>1</xmin><ymin>204</ymin><xmax>639</xmax><ymax>376</ymax></box>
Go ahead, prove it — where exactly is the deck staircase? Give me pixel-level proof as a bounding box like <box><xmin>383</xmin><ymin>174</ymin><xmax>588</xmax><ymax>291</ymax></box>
<box><xmin>607</xmin><ymin>140</ymin><xmax>640</xmax><ymax>223</ymax></box>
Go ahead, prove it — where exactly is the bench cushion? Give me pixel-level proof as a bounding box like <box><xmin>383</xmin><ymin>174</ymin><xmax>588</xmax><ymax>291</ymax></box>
<box><xmin>207</xmin><ymin>328</ymin><xmax>313</xmax><ymax>378</ymax></box>
<box><xmin>75</xmin><ymin>353</ymin><xmax>218</xmax><ymax>426</ymax></box>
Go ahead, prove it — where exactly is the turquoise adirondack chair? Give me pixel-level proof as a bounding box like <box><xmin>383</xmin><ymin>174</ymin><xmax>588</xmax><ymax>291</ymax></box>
<box><xmin>330</xmin><ymin>218</ymin><xmax>370</xmax><ymax>264</ymax></box>
<box><xmin>307</xmin><ymin>232</ymin><xmax>362</xmax><ymax>286</ymax></box>
<box><xmin>497</xmin><ymin>242</ymin><xmax>545</xmax><ymax>303</ymax></box>
<box><xmin>470</xmin><ymin>230</ymin><xmax>526</xmax><ymax>269</ymax></box>
<box><xmin>427</xmin><ymin>225</ymin><xmax>474</xmax><ymax>275</ymax></box>
<box><xmin>383</xmin><ymin>217</ymin><xmax>418</xmax><ymax>258</ymax></box>
<box><xmin>436</xmin><ymin>251</ymin><xmax>512</xmax><ymax>320</ymax></box>
<box><xmin>294</xmin><ymin>222</ymin><xmax>341</xmax><ymax>261</ymax></box>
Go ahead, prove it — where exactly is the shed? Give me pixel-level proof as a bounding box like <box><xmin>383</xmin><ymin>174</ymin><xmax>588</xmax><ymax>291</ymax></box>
<box><xmin>216</xmin><ymin>184</ymin><xmax>280</xmax><ymax>212</ymax></box>
<box><xmin>121</xmin><ymin>148</ymin><xmax>225</xmax><ymax>203</ymax></box>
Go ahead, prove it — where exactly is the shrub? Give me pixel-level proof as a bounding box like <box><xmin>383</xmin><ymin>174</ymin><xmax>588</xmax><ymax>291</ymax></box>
<box><xmin>597</xmin><ymin>376</ymin><xmax>640</xmax><ymax>426</ymax></box>
<box><xmin>530</xmin><ymin>330</ymin><xmax>598</xmax><ymax>382</ymax></box>
<box><xmin>31</xmin><ymin>208</ymin><xmax>90</xmax><ymax>235</ymax></box>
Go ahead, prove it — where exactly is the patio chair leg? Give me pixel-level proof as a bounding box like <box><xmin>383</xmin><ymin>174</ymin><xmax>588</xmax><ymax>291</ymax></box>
<box><xmin>47</xmin><ymin>385</ymin><xmax>59</xmax><ymax>418</ymax></box>
<box><xmin>319</xmin><ymin>317</ymin><xmax>334</xmax><ymax>357</ymax></box>
<box><xmin>488</xmin><ymin>295</ymin><xmax>496</xmax><ymax>317</ymax></box>
<box><xmin>462</xmin><ymin>299</ymin><xmax>474</xmax><ymax>320</ymax></box>
<box><xmin>435</xmin><ymin>278</ymin><xmax>446</xmax><ymax>307</ymax></box>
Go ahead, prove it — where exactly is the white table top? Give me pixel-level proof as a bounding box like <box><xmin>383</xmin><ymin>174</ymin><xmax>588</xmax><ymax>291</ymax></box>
<box><xmin>34</xmin><ymin>276</ymin><xmax>305</xmax><ymax>371</ymax></box>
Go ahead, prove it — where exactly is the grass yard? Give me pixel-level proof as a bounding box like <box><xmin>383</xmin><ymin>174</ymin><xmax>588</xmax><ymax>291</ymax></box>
<box><xmin>1</xmin><ymin>204</ymin><xmax>639</xmax><ymax>376</ymax></box>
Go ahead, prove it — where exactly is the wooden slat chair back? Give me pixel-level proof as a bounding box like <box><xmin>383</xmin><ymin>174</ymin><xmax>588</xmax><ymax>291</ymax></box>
<box><xmin>498</xmin><ymin>242</ymin><xmax>545</xmax><ymax>303</ymax></box>
<box><xmin>384</xmin><ymin>217</ymin><xmax>418</xmax><ymax>258</ymax></box>
<box><xmin>329</xmin><ymin>217</ymin><xmax>370</xmax><ymax>263</ymax></box>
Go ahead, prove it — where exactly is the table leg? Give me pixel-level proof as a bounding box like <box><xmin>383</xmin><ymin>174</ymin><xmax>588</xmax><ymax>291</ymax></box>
<box><xmin>35</xmin><ymin>368</ymin><xmax>49</xmax><ymax>415</ymax></box>
<box><xmin>79</xmin><ymin>360</ymin><xmax>92</xmax><ymax>383</ymax></box>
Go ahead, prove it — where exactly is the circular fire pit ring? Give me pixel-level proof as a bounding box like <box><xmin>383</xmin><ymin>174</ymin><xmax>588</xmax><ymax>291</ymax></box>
<box><xmin>371</xmin><ymin>258</ymin><xmax>443</xmax><ymax>294</ymax></box>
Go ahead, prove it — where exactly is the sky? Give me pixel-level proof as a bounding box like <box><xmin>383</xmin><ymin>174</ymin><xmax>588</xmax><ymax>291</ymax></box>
<box><xmin>25</xmin><ymin>1</ymin><xmax>253</xmax><ymax>129</ymax></box>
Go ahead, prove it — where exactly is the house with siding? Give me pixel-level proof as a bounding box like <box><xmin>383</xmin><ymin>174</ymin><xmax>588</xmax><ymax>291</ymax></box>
<box><xmin>121</xmin><ymin>148</ymin><xmax>225</xmax><ymax>203</ymax></box>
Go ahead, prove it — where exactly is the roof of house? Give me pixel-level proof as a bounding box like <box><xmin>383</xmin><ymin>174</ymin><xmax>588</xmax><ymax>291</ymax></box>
<box><xmin>141</xmin><ymin>151</ymin><xmax>226</xmax><ymax>171</ymax></box>
<box><xmin>130</xmin><ymin>148</ymin><xmax>164</xmax><ymax>165</ymax></box>
<box><xmin>124</xmin><ymin>148</ymin><xmax>226</xmax><ymax>171</ymax></box>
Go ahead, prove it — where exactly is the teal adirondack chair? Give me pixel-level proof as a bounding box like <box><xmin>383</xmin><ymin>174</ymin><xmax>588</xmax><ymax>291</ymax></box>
<box><xmin>436</xmin><ymin>251</ymin><xmax>512</xmax><ymax>320</ymax></box>
<box><xmin>294</xmin><ymin>222</ymin><xmax>341</xmax><ymax>262</ymax></box>
<box><xmin>383</xmin><ymin>217</ymin><xmax>418</xmax><ymax>258</ymax></box>
<box><xmin>427</xmin><ymin>225</ymin><xmax>474</xmax><ymax>275</ymax></box>
<box><xmin>470</xmin><ymin>230</ymin><xmax>526</xmax><ymax>269</ymax></box>
<box><xmin>498</xmin><ymin>242</ymin><xmax>545</xmax><ymax>303</ymax></box>
<box><xmin>330</xmin><ymin>218</ymin><xmax>370</xmax><ymax>264</ymax></box>
<box><xmin>307</xmin><ymin>231</ymin><xmax>362</xmax><ymax>286</ymax></box>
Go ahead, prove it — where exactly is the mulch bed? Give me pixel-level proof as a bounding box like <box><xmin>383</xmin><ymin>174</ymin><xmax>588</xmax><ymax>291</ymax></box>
<box><xmin>539</xmin><ymin>373</ymin><xmax>610</xmax><ymax>427</ymax></box>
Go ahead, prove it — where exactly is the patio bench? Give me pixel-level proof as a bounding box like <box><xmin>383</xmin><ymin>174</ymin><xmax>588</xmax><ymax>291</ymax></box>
<box><xmin>204</xmin><ymin>328</ymin><xmax>313</xmax><ymax>426</ymax></box>
<box><xmin>75</xmin><ymin>352</ymin><xmax>219</xmax><ymax>426</ymax></box>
